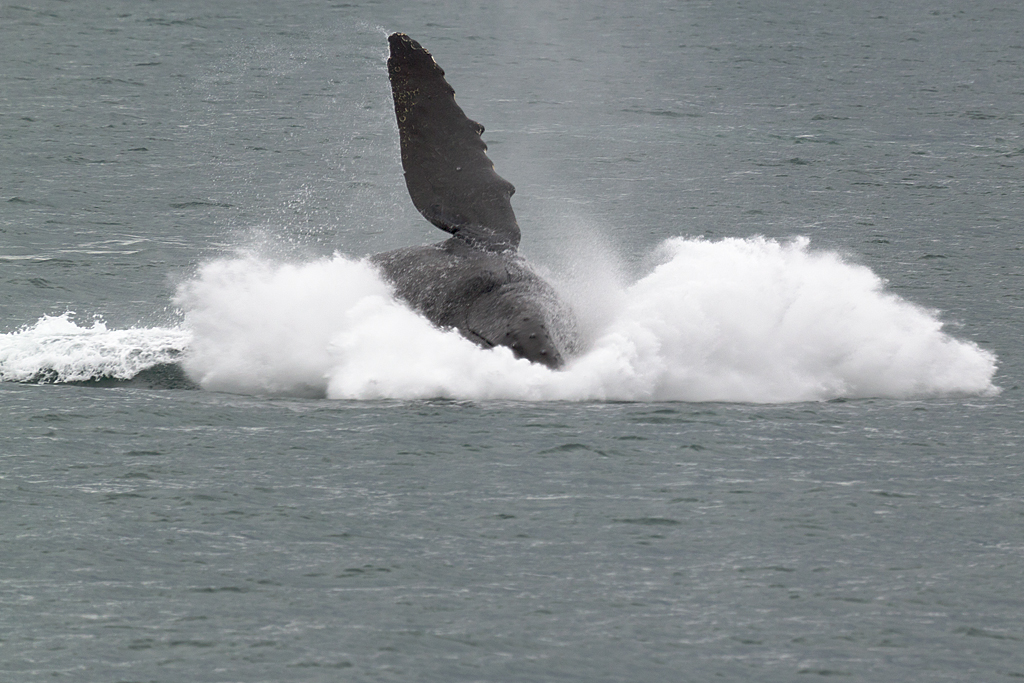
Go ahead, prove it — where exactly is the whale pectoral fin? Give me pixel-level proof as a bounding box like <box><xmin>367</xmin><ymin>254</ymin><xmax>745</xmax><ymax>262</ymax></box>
<box><xmin>388</xmin><ymin>33</ymin><xmax>521</xmax><ymax>251</ymax></box>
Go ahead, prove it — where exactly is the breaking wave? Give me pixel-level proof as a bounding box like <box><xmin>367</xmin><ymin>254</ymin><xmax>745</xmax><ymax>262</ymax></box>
<box><xmin>0</xmin><ymin>314</ymin><xmax>190</xmax><ymax>386</ymax></box>
<box><xmin>1</xmin><ymin>237</ymin><xmax>998</xmax><ymax>402</ymax></box>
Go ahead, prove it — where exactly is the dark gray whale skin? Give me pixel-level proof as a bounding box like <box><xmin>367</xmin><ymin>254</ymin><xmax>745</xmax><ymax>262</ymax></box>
<box><xmin>371</xmin><ymin>238</ymin><xmax>575</xmax><ymax>368</ymax></box>
<box><xmin>369</xmin><ymin>33</ymin><xmax>576</xmax><ymax>369</ymax></box>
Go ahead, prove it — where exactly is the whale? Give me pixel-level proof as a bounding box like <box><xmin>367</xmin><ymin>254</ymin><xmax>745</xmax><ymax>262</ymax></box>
<box><xmin>369</xmin><ymin>33</ymin><xmax>577</xmax><ymax>369</ymax></box>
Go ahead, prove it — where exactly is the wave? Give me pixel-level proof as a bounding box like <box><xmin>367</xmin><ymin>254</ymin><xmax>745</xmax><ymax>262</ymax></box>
<box><xmin>1</xmin><ymin>237</ymin><xmax>998</xmax><ymax>402</ymax></box>
<box><xmin>0</xmin><ymin>314</ymin><xmax>191</xmax><ymax>387</ymax></box>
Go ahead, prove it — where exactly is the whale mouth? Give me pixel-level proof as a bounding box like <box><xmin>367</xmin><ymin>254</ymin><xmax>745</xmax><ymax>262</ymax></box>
<box><xmin>507</xmin><ymin>323</ymin><xmax>563</xmax><ymax>369</ymax></box>
<box><xmin>466</xmin><ymin>287</ymin><xmax>568</xmax><ymax>369</ymax></box>
<box><xmin>467</xmin><ymin>321</ymin><xmax>563</xmax><ymax>369</ymax></box>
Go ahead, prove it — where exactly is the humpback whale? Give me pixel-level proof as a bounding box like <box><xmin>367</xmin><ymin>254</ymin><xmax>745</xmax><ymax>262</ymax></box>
<box><xmin>370</xmin><ymin>33</ymin><xmax>577</xmax><ymax>369</ymax></box>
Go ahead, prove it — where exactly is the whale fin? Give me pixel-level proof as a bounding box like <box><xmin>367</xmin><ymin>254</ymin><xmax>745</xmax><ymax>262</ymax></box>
<box><xmin>388</xmin><ymin>33</ymin><xmax>521</xmax><ymax>251</ymax></box>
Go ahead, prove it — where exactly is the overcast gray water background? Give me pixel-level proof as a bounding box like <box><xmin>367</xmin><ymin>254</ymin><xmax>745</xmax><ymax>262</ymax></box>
<box><xmin>2</xmin><ymin>1</ymin><xmax>1023</xmax><ymax>681</ymax></box>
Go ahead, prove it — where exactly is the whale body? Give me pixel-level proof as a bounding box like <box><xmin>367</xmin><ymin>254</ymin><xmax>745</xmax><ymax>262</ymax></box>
<box><xmin>369</xmin><ymin>33</ymin><xmax>577</xmax><ymax>369</ymax></box>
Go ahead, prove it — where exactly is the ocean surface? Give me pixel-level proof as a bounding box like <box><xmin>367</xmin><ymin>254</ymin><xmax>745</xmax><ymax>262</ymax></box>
<box><xmin>2</xmin><ymin>0</ymin><xmax>1022</xmax><ymax>680</ymax></box>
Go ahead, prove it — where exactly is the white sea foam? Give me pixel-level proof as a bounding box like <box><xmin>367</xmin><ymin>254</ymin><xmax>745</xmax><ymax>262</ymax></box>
<box><xmin>0</xmin><ymin>314</ymin><xmax>189</xmax><ymax>384</ymax></box>
<box><xmin>165</xmin><ymin>236</ymin><xmax>997</xmax><ymax>402</ymax></box>
<box><xmin>0</xmin><ymin>237</ymin><xmax>997</xmax><ymax>400</ymax></box>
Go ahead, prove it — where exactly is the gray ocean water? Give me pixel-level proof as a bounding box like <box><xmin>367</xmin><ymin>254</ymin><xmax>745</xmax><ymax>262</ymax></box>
<box><xmin>2</xmin><ymin>0</ymin><xmax>1023</xmax><ymax>681</ymax></box>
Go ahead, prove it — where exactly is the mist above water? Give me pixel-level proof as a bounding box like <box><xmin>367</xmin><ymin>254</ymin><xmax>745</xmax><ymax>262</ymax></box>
<box><xmin>1</xmin><ymin>235</ymin><xmax>996</xmax><ymax>402</ymax></box>
<box><xmin>169</xmin><ymin>235</ymin><xmax>996</xmax><ymax>402</ymax></box>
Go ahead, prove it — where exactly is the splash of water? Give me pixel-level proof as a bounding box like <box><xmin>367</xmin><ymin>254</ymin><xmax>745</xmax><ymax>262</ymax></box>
<box><xmin>166</xmin><ymin>236</ymin><xmax>997</xmax><ymax>402</ymax></box>
<box><xmin>0</xmin><ymin>237</ymin><xmax>997</xmax><ymax>400</ymax></box>
<box><xmin>0</xmin><ymin>313</ymin><xmax>189</xmax><ymax>384</ymax></box>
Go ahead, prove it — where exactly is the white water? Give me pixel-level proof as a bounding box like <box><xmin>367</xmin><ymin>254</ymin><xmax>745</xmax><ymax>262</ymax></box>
<box><xmin>0</xmin><ymin>314</ymin><xmax>189</xmax><ymax>384</ymax></box>
<box><xmin>174</xmin><ymin>236</ymin><xmax>1000</xmax><ymax>401</ymax></box>
<box><xmin>0</xmin><ymin>237</ymin><xmax>997</xmax><ymax>402</ymax></box>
